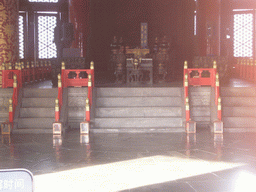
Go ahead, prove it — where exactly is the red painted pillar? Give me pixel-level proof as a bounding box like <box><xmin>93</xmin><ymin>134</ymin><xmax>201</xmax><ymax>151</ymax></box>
<box><xmin>0</xmin><ymin>0</ymin><xmax>19</xmax><ymax>87</ymax></box>
<box><xmin>69</xmin><ymin>0</ymin><xmax>90</xmax><ymax>57</ymax></box>
<box><xmin>196</xmin><ymin>0</ymin><xmax>220</xmax><ymax>56</ymax></box>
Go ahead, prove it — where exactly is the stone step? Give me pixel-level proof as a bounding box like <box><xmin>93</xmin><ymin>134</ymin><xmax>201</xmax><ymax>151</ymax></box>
<box><xmin>68</xmin><ymin>87</ymin><xmax>88</xmax><ymax>97</ymax></box>
<box><xmin>18</xmin><ymin>118</ymin><xmax>55</xmax><ymax>129</ymax></box>
<box><xmin>222</xmin><ymin>128</ymin><xmax>256</xmax><ymax>133</ymax></box>
<box><xmin>0</xmin><ymin>88</ymin><xmax>13</xmax><ymax>95</ymax></box>
<box><xmin>96</xmin><ymin>87</ymin><xmax>182</xmax><ymax>97</ymax></box>
<box><xmin>90</xmin><ymin>127</ymin><xmax>185</xmax><ymax>133</ymax></box>
<box><xmin>222</xmin><ymin>97</ymin><xmax>256</xmax><ymax>107</ymax></box>
<box><xmin>96</xmin><ymin>97</ymin><xmax>182</xmax><ymax>107</ymax></box>
<box><xmin>68</xmin><ymin>97</ymin><xmax>88</xmax><ymax>107</ymax></box>
<box><xmin>20</xmin><ymin>108</ymin><xmax>55</xmax><ymax>118</ymax></box>
<box><xmin>223</xmin><ymin>107</ymin><xmax>256</xmax><ymax>117</ymax></box>
<box><xmin>93</xmin><ymin>117</ymin><xmax>183</xmax><ymax>128</ymax></box>
<box><xmin>12</xmin><ymin>128</ymin><xmax>53</xmax><ymax>134</ymax></box>
<box><xmin>23</xmin><ymin>88</ymin><xmax>58</xmax><ymax>98</ymax></box>
<box><xmin>189</xmin><ymin>92</ymin><xmax>211</xmax><ymax>106</ymax></box>
<box><xmin>189</xmin><ymin>86</ymin><xmax>212</xmax><ymax>92</ymax></box>
<box><xmin>190</xmin><ymin>106</ymin><xmax>211</xmax><ymax>116</ymax></box>
<box><xmin>95</xmin><ymin>107</ymin><xmax>182</xmax><ymax>118</ymax></box>
<box><xmin>223</xmin><ymin>117</ymin><xmax>256</xmax><ymax>128</ymax></box>
<box><xmin>22</xmin><ymin>98</ymin><xmax>56</xmax><ymax>108</ymax></box>
<box><xmin>191</xmin><ymin>117</ymin><xmax>211</xmax><ymax>124</ymax></box>
<box><xmin>221</xmin><ymin>87</ymin><xmax>256</xmax><ymax>97</ymax></box>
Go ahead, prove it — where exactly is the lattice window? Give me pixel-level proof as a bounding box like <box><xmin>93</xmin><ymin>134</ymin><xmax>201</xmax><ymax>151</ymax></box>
<box><xmin>29</xmin><ymin>0</ymin><xmax>58</xmax><ymax>3</ymax></box>
<box><xmin>19</xmin><ymin>15</ymin><xmax>25</xmax><ymax>59</ymax></box>
<box><xmin>38</xmin><ymin>15</ymin><xmax>57</xmax><ymax>59</ymax></box>
<box><xmin>233</xmin><ymin>13</ymin><xmax>253</xmax><ymax>57</ymax></box>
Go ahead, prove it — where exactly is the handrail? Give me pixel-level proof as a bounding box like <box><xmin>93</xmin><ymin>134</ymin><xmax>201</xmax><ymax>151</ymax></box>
<box><xmin>55</xmin><ymin>73</ymin><xmax>62</xmax><ymax>122</ymax></box>
<box><xmin>9</xmin><ymin>74</ymin><xmax>19</xmax><ymax>125</ymax></box>
<box><xmin>61</xmin><ymin>61</ymin><xmax>94</xmax><ymax>107</ymax></box>
<box><xmin>59</xmin><ymin>61</ymin><xmax>95</xmax><ymax>123</ymax></box>
<box><xmin>186</xmin><ymin>68</ymin><xmax>216</xmax><ymax>87</ymax></box>
<box><xmin>235</xmin><ymin>58</ymin><xmax>255</xmax><ymax>82</ymax></box>
<box><xmin>2</xmin><ymin>61</ymin><xmax>52</xmax><ymax>88</ymax></box>
<box><xmin>184</xmin><ymin>60</ymin><xmax>221</xmax><ymax>121</ymax></box>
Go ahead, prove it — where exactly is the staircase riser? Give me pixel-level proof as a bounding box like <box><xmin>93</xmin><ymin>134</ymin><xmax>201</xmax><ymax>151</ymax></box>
<box><xmin>94</xmin><ymin>118</ymin><xmax>183</xmax><ymax>128</ymax></box>
<box><xmin>191</xmin><ymin>117</ymin><xmax>211</xmax><ymax>123</ymax></box>
<box><xmin>223</xmin><ymin>107</ymin><xmax>256</xmax><ymax>117</ymax></box>
<box><xmin>96</xmin><ymin>88</ymin><xmax>182</xmax><ymax>97</ymax></box>
<box><xmin>22</xmin><ymin>98</ymin><xmax>56</xmax><ymax>108</ymax></box>
<box><xmin>68</xmin><ymin>97</ymin><xmax>87</xmax><ymax>107</ymax></box>
<box><xmin>96</xmin><ymin>97</ymin><xmax>182</xmax><ymax>107</ymax></box>
<box><xmin>12</xmin><ymin>129</ymin><xmax>53</xmax><ymax>134</ymax></box>
<box><xmin>190</xmin><ymin>94</ymin><xmax>211</xmax><ymax>106</ymax></box>
<box><xmin>20</xmin><ymin>108</ymin><xmax>55</xmax><ymax>118</ymax></box>
<box><xmin>190</xmin><ymin>107</ymin><xmax>211</xmax><ymax>116</ymax></box>
<box><xmin>23</xmin><ymin>88</ymin><xmax>58</xmax><ymax>98</ymax></box>
<box><xmin>18</xmin><ymin>118</ymin><xmax>55</xmax><ymax>128</ymax></box>
<box><xmin>221</xmin><ymin>87</ymin><xmax>256</xmax><ymax>97</ymax></box>
<box><xmin>95</xmin><ymin>107</ymin><xmax>182</xmax><ymax>118</ymax></box>
<box><xmin>68</xmin><ymin>108</ymin><xmax>85</xmax><ymax>118</ymax></box>
<box><xmin>223</xmin><ymin>117</ymin><xmax>256</xmax><ymax>128</ymax></box>
<box><xmin>68</xmin><ymin>88</ymin><xmax>88</xmax><ymax>96</ymax></box>
<box><xmin>222</xmin><ymin>97</ymin><xmax>256</xmax><ymax>107</ymax></box>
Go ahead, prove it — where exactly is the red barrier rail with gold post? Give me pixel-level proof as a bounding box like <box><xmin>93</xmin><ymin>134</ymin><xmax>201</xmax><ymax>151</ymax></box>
<box><xmin>183</xmin><ymin>60</ymin><xmax>221</xmax><ymax>133</ymax></box>
<box><xmin>235</xmin><ymin>58</ymin><xmax>256</xmax><ymax>83</ymax></box>
<box><xmin>61</xmin><ymin>61</ymin><xmax>94</xmax><ymax>107</ymax></box>
<box><xmin>2</xmin><ymin>61</ymin><xmax>52</xmax><ymax>88</ymax></box>
<box><xmin>9</xmin><ymin>74</ymin><xmax>19</xmax><ymax>128</ymax></box>
<box><xmin>55</xmin><ymin>61</ymin><xmax>95</xmax><ymax>135</ymax></box>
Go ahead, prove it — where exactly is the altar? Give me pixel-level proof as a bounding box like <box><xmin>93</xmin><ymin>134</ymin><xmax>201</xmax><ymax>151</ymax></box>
<box><xmin>126</xmin><ymin>58</ymin><xmax>153</xmax><ymax>84</ymax></box>
<box><xmin>110</xmin><ymin>22</ymin><xmax>172</xmax><ymax>85</ymax></box>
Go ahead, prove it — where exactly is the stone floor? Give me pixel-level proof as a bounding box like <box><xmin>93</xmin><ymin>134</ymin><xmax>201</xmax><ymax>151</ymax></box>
<box><xmin>1</xmin><ymin>129</ymin><xmax>256</xmax><ymax>191</ymax></box>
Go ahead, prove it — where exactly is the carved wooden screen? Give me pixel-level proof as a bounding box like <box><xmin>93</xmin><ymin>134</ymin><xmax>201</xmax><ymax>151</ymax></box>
<box><xmin>37</xmin><ymin>13</ymin><xmax>57</xmax><ymax>59</ymax></box>
<box><xmin>233</xmin><ymin>10</ymin><xmax>254</xmax><ymax>57</ymax></box>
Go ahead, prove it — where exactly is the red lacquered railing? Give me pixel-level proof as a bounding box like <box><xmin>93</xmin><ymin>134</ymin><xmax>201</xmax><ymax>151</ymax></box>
<box><xmin>9</xmin><ymin>74</ymin><xmax>19</xmax><ymax>124</ymax></box>
<box><xmin>61</xmin><ymin>61</ymin><xmax>94</xmax><ymax>106</ymax></box>
<box><xmin>2</xmin><ymin>61</ymin><xmax>52</xmax><ymax>88</ymax></box>
<box><xmin>56</xmin><ymin>61</ymin><xmax>95</xmax><ymax>123</ymax></box>
<box><xmin>235</xmin><ymin>58</ymin><xmax>256</xmax><ymax>82</ymax></box>
<box><xmin>184</xmin><ymin>60</ymin><xmax>221</xmax><ymax>121</ymax></box>
<box><xmin>2</xmin><ymin>61</ymin><xmax>52</xmax><ymax>125</ymax></box>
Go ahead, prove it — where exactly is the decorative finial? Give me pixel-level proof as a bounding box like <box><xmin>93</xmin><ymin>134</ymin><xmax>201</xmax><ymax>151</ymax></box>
<box><xmin>184</xmin><ymin>61</ymin><xmax>188</xmax><ymax>69</ymax></box>
<box><xmin>90</xmin><ymin>61</ymin><xmax>94</xmax><ymax>70</ymax></box>
<box><xmin>55</xmin><ymin>98</ymin><xmax>59</xmax><ymax>112</ymax></box>
<box><xmin>61</xmin><ymin>61</ymin><xmax>65</xmax><ymax>70</ymax></box>
<box><xmin>88</xmin><ymin>74</ymin><xmax>92</xmax><ymax>87</ymax></box>
<box><xmin>58</xmin><ymin>74</ymin><xmax>62</xmax><ymax>88</ymax></box>
<box><xmin>9</xmin><ymin>98</ymin><xmax>13</xmax><ymax>112</ymax></box>
<box><xmin>213</xmin><ymin>61</ymin><xmax>217</xmax><ymax>69</ymax></box>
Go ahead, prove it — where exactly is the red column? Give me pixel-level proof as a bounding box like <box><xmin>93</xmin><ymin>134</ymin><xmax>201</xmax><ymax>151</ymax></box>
<box><xmin>69</xmin><ymin>0</ymin><xmax>90</xmax><ymax>57</ymax></box>
<box><xmin>196</xmin><ymin>0</ymin><xmax>220</xmax><ymax>56</ymax></box>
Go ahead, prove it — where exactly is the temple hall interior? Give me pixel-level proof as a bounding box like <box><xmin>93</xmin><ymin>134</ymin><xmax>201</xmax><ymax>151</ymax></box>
<box><xmin>1</xmin><ymin>0</ymin><xmax>256</xmax><ymax>191</ymax></box>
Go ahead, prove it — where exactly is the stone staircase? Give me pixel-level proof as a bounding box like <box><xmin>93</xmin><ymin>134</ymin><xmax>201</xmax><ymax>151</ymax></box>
<box><xmin>221</xmin><ymin>87</ymin><xmax>256</xmax><ymax>132</ymax></box>
<box><xmin>92</xmin><ymin>87</ymin><xmax>185</xmax><ymax>132</ymax></box>
<box><xmin>189</xmin><ymin>87</ymin><xmax>212</xmax><ymax>127</ymax></box>
<box><xmin>67</xmin><ymin>88</ymin><xmax>88</xmax><ymax>128</ymax></box>
<box><xmin>13</xmin><ymin>88</ymin><xmax>57</xmax><ymax>134</ymax></box>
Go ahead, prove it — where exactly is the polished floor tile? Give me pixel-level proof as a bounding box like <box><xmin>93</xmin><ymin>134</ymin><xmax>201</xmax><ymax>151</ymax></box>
<box><xmin>1</xmin><ymin>129</ymin><xmax>256</xmax><ymax>191</ymax></box>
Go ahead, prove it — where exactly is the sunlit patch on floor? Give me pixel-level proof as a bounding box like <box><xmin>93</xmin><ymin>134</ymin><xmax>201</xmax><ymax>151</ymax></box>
<box><xmin>34</xmin><ymin>155</ymin><xmax>244</xmax><ymax>192</ymax></box>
